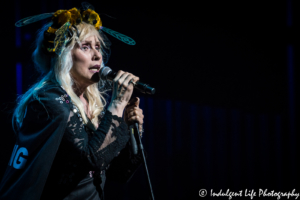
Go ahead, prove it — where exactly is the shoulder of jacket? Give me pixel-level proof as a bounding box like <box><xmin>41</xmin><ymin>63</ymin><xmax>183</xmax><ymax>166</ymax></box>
<box><xmin>31</xmin><ymin>84</ymin><xmax>71</xmax><ymax>116</ymax></box>
<box><xmin>36</xmin><ymin>84</ymin><xmax>65</xmax><ymax>98</ymax></box>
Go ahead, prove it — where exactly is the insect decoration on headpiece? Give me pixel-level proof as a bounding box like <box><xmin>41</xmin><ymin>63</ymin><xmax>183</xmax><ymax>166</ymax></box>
<box><xmin>15</xmin><ymin>2</ymin><xmax>135</xmax><ymax>62</ymax></box>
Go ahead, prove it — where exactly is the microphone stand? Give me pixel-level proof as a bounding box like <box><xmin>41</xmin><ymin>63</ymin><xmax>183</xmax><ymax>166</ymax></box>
<box><xmin>129</xmin><ymin>123</ymin><xmax>155</xmax><ymax>200</ymax></box>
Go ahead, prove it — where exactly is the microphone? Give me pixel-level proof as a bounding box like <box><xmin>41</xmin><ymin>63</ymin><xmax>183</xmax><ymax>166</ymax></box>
<box><xmin>100</xmin><ymin>66</ymin><xmax>155</xmax><ymax>95</ymax></box>
<box><xmin>129</xmin><ymin>124</ymin><xmax>138</xmax><ymax>155</ymax></box>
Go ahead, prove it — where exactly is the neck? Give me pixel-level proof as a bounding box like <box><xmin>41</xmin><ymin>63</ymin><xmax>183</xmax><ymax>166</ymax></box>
<box><xmin>73</xmin><ymin>82</ymin><xmax>88</xmax><ymax>99</ymax></box>
<box><xmin>73</xmin><ymin>83</ymin><xmax>90</xmax><ymax>119</ymax></box>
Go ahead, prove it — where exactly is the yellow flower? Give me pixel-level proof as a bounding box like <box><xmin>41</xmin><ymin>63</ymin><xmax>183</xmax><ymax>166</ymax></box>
<box><xmin>53</xmin><ymin>10</ymin><xmax>68</xmax><ymax>26</ymax></box>
<box><xmin>82</xmin><ymin>9</ymin><xmax>102</xmax><ymax>30</ymax></box>
<box><xmin>53</xmin><ymin>8</ymin><xmax>79</xmax><ymax>26</ymax></box>
<box><xmin>68</xmin><ymin>8</ymin><xmax>82</xmax><ymax>25</ymax></box>
<box><xmin>46</xmin><ymin>26</ymin><xmax>57</xmax><ymax>34</ymax></box>
<box><xmin>57</xmin><ymin>11</ymin><xmax>71</xmax><ymax>26</ymax></box>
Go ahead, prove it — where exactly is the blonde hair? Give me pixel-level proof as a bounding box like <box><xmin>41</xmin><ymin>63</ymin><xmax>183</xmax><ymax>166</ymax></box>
<box><xmin>13</xmin><ymin>22</ymin><xmax>108</xmax><ymax>132</ymax></box>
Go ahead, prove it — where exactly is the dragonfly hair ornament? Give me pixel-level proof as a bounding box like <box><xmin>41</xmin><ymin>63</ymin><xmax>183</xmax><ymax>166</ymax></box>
<box><xmin>15</xmin><ymin>2</ymin><xmax>136</xmax><ymax>59</ymax></box>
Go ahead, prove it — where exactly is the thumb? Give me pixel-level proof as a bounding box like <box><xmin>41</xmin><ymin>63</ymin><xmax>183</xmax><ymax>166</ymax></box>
<box><xmin>127</xmin><ymin>97</ymin><xmax>140</xmax><ymax>107</ymax></box>
<box><xmin>134</xmin><ymin>97</ymin><xmax>140</xmax><ymax>107</ymax></box>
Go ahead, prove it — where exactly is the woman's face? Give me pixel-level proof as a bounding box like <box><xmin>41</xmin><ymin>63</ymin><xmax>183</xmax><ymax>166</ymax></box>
<box><xmin>71</xmin><ymin>35</ymin><xmax>102</xmax><ymax>87</ymax></box>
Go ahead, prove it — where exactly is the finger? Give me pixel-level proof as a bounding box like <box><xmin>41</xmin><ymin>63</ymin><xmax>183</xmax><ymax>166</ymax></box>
<box><xmin>122</xmin><ymin>74</ymin><xmax>135</xmax><ymax>89</ymax></box>
<box><xmin>125</xmin><ymin>106</ymin><xmax>137</xmax><ymax>116</ymax></box>
<box><xmin>124</xmin><ymin>73</ymin><xmax>139</xmax><ymax>88</ymax></box>
<box><xmin>113</xmin><ymin>70</ymin><xmax>125</xmax><ymax>82</ymax></box>
<box><xmin>112</xmin><ymin>71</ymin><xmax>128</xmax><ymax>91</ymax></box>
<box><xmin>126</xmin><ymin>110</ymin><xmax>144</xmax><ymax>119</ymax></box>
<box><xmin>127</xmin><ymin>97</ymin><xmax>140</xmax><ymax>107</ymax></box>
<box><xmin>116</xmin><ymin>72</ymin><xmax>130</xmax><ymax>88</ymax></box>
<box><xmin>127</xmin><ymin>97</ymin><xmax>136</xmax><ymax>105</ymax></box>
<box><xmin>134</xmin><ymin>97</ymin><xmax>140</xmax><ymax>107</ymax></box>
<box><xmin>127</xmin><ymin>116</ymin><xmax>143</xmax><ymax>124</ymax></box>
<box><xmin>125</xmin><ymin>106</ymin><xmax>138</xmax><ymax>115</ymax></box>
<box><xmin>128</xmin><ymin>77</ymin><xmax>140</xmax><ymax>89</ymax></box>
<box><xmin>138</xmin><ymin>124</ymin><xmax>143</xmax><ymax>133</ymax></box>
<box><xmin>132</xmin><ymin>76</ymin><xmax>140</xmax><ymax>83</ymax></box>
<box><xmin>126</xmin><ymin>107</ymin><xmax>143</xmax><ymax>117</ymax></box>
<box><xmin>139</xmin><ymin>124</ymin><xmax>143</xmax><ymax>129</ymax></box>
<box><xmin>127</xmin><ymin>109</ymin><xmax>138</xmax><ymax>118</ymax></box>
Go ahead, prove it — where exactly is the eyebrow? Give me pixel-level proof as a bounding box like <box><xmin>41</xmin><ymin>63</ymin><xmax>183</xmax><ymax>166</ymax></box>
<box><xmin>82</xmin><ymin>40</ymin><xmax>101</xmax><ymax>45</ymax></box>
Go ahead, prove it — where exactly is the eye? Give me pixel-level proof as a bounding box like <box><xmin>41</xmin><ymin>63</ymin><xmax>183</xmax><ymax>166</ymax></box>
<box><xmin>81</xmin><ymin>44</ymin><xmax>91</xmax><ymax>51</ymax></box>
<box><xmin>95</xmin><ymin>45</ymin><xmax>100</xmax><ymax>51</ymax></box>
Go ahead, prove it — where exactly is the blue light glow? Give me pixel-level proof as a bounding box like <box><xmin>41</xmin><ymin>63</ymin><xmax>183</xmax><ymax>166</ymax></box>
<box><xmin>24</xmin><ymin>33</ymin><xmax>32</xmax><ymax>41</ymax></box>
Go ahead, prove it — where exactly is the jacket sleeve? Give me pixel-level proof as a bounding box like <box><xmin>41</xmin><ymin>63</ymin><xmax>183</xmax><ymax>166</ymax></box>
<box><xmin>0</xmin><ymin>86</ymin><xmax>70</xmax><ymax>200</ymax></box>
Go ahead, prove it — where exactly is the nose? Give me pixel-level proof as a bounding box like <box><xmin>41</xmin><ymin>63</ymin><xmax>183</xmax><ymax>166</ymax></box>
<box><xmin>92</xmin><ymin>49</ymin><xmax>102</xmax><ymax>61</ymax></box>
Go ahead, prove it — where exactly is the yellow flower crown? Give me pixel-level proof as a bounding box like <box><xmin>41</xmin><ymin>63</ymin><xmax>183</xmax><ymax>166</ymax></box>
<box><xmin>44</xmin><ymin>7</ymin><xmax>103</xmax><ymax>54</ymax></box>
<box><xmin>48</xmin><ymin>8</ymin><xmax>102</xmax><ymax>32</ymax></box>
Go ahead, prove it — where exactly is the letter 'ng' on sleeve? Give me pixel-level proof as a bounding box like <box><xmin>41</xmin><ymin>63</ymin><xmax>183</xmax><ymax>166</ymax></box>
<box><xmin>0</xmin><ymin>86</ymin><xmax>70</xmax><ymax>200</ymax></box>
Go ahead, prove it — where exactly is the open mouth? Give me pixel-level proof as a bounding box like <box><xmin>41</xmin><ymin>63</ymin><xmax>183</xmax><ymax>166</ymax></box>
<box><xmin>89</xmin><ymin>65</ymin><xmax>100</xmax><ymax>72</ymax></box>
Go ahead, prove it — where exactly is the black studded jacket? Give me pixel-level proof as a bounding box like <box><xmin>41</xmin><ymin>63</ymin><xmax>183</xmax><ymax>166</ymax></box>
<box><xmin>0</xmin><ymin>84</ymin><xmax>143</xmax><ymax>200</ymax></box>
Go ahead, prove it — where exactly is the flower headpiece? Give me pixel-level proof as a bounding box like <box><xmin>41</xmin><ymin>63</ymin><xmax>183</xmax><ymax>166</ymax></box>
<box><xmin>15</xmin><ymin>2</ymin><xmax>135</xmax><ymax>61</ymax></box>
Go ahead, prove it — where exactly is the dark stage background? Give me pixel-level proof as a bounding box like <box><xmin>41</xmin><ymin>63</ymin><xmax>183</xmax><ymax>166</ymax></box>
<box><xmin>0</xmin><ymin>0</ymin><xmax>299</xmax><ymax>199</ymax></box>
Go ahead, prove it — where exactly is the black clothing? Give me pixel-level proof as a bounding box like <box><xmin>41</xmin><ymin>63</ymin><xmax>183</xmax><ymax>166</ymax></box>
<box><xmin>0</xmin><ymin>84</ymin><xmax>142</xmax><ymax>200</ymax></box>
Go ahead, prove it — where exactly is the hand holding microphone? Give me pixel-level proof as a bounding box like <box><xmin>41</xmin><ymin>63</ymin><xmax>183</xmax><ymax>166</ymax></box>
<box><xmin>125</xmin><ymin>97</ymin><xmax>144</xmax><ymax>155</ymax></box>
<box><xmin>125</xmin><ymin>97</ymin><xmax>144</xmax><ymax>132</ymax></box>
<box><xmin>99</xmin><ymin>66</ymin><xmax>155</xmax><ymax>95</ymax></box>
<box><xmin>101</xmin><ymin>66</ymin><xmax>152</xmax><ymax>155</ymax></box>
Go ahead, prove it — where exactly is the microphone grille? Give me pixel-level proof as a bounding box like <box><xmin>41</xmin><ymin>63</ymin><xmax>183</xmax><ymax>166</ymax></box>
<box><xmin>100</xmin><ymin>66</ymin><xmax>112</xmax><ymax>80</ymax></box>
